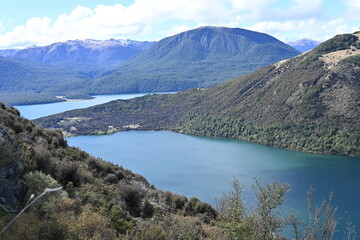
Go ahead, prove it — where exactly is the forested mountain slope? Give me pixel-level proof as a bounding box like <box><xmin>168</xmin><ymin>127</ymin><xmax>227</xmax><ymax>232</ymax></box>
<box><xmin>0</xmin><ymin>27</ymin><xmax>298</xmax><ymax>105</ymax></box>
<box><xmin>87</xmin><ymin>26</ymin><xmax>300</xmax><ymax>94</ymax></box>
<box><xmin>37</xmin><ymin>32</ymin><xmax>360</xmax><ymax>157</ymax></box>
<box><xmin>0</xmin><ymin>57</ymin><xmax>92</xmax><ymax>105</ymax></box>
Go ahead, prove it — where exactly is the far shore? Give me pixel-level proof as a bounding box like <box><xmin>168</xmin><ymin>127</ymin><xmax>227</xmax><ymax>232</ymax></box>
<box><xmin>55</xmin><ymin>96</ymin><xmax>95</xmax><ymax>102</ymax></box>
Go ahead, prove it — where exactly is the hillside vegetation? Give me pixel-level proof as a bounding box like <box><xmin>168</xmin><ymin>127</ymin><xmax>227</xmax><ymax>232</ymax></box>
<box><xmin>0</xmin><ymin>40</ymin><xmax>154</xmax><ymax>105</ymax></box>
<box><xmin>88</xmin><ymin>26</ymin><xmax>300</xmax><ymax>94</ymax></box>
<box><xmin>0</xmin><ymin>103</ymin><xmax>222</xmax><ymax>239</ymax></box>
<box><xmin>36</xmin><ymin>32</ymin><xmax>360</xmax><ymax>157</ymax></box>
<box><xmin>0</xmin><ymin>27</ymin><xmax>299</xmax><ymax>105</ymax></box>
<box><xmin>0</xmin><ymin>57</ymin><xmax>93</xmax><ymax>105</ymax></box>
<box><xmin>1</xmin><ymin>103</ymin><xmax>353</xmax><ymax>239</ymax></box>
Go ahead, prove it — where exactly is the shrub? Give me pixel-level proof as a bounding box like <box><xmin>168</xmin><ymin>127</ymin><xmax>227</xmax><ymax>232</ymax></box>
<box><xmin>217</xmin><ymin>178</ymin><xmax>290</xmax><ymax>240</ymax></box>
<box><xmin>33</xmin><ymin>145</ymin><xmax>54</xmax><ymax>174</ymax></box>
<box><xmin>343</xmin><ymin>55</ymin><xmax>360</xmax><ymax>67</ymax></box>
<box><xmin>87</xmin><ymin>158</ymin><xmax>115</xmax><ymax>177</ymax></box>
<box><xmin>56</xmin><ymin>162</ymin><xmax>82</xmax><ymax>187</ymax></box>
<box><xmin>128</xmin><ymin>222</ymin><xmax>167</xmax><ymax>240</ymax></box>
<box><xmin>174</xmin><ymin>194</ymin><xmax>187</xmax><ymax>209</ymax></box>
<box><xmin>104</xmin><ymin>173</ymin><xmax>119</xmax><ymax>184</ymax></box>
<box><xmin>141</xmin><ymin>199</ymin><xmax>155</xmax><ymax>218</ymax></box>
<box><xmin>23</xmin><ymin>171</ymin><xmax>61</xmax><ymax>197</ymax></box>
<box><xmin>57</xmin><ymin>204</ymin><xmax>117</xmax><ymax>240</ymax></box>
<box><xmin>171</xmin><ymin>216</ymin><xmax>204</xmax><ymax>240</ymax></box>
<box><xmin>0</xmin><ymin>141</ymin><xmax>21</xmax><ymax>168</ymax></box>
<box><xmin>118</xmin><ymin>183</ymin><xmax>143</xmax><ymax>217</ymax></box>
<box><xmin>315</xmin><ymin>34</ymin><xmax>358</xmax><ymax>54</ymax></box>
<box><xmin>184</xmin><ymin>197</ymin><xmax>217</xmax><ymax>221</ymax></box>
<box><xmin>109</xmin><ymin>205</ymin><xmax>133</xmax><ymax>235</ymax></box>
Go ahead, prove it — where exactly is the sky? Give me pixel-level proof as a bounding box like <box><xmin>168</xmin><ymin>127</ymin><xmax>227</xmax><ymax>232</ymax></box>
<box><xmin>0</xmin><ymin>0</ymin><xmax>359</xmax><ymax>49</ymax></box>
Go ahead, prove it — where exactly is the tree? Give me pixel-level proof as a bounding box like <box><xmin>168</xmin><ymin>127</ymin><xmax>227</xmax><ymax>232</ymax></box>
<box><xmin>217</xmin><ymin>178</ymin><xmax>290</xmax><ymax>240</ymax></box>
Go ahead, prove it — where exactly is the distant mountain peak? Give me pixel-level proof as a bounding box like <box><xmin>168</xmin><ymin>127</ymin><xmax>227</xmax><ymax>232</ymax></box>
<box><xmin>0</xmin><ymin>38</ymin><xmax>156</xmax><ymax>70</ymax></box>
<box><xmin>92</xmin><ymin>26</ymin><xmax>300</xmax><ymax>94</ymax></box>
<box><xmin>64</xmin><ymin>38</ymin><xmax>152</xmax><ymax>48</ymax></box>
<box><xmin>287</xmin><ymin>38</ymin><xmax>321</xmax><ymax>52</ymax></box>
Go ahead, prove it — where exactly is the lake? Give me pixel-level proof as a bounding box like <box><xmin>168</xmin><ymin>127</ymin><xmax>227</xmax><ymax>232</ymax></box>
<box><xmin>13</xmin><ymin>94</ymin><xmax>360</xmax><ymax>235</ymax></box>
<box><xmin>67</xmin><ymin>131</ymin><xmax>360</xmax><ymax>231</ymax></box>
<box><xmin>14</xmin><ymin>93</ymin><xmax>166</xmax><ymax>119</ymax></box>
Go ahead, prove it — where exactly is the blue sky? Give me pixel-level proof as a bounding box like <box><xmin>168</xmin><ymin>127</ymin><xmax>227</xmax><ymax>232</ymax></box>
<box><xmin>0</xmin><ymin>0</ymin><xmax>359</xmax><ymax>49</ymax></box>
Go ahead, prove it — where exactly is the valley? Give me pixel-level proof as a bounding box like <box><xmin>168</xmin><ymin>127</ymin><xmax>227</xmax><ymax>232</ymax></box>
<box><xmin>0</xmin><ymin>27</ymin><xmax>300</xmax><ymax>105</ymax></box>
<box><xmin>36</xmin><ymin>32</ymin><xmax>360</xmax><ymax>157</ymax></box>
<box><xmin>0</xmin><ymin>16</ymin><xmax>359</xmax><ymax>239</ymax></box>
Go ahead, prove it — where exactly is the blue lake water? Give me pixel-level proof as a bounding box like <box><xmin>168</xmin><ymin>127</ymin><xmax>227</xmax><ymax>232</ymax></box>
<box><xmin>67</xmin><ymin>131</ymin><xmax>360</xmax><ymax>232</ymax></box>
<box><xmin>14</xmin><ymin>93</ymin><xmax>163</xmax><ymax>119</ymax></box>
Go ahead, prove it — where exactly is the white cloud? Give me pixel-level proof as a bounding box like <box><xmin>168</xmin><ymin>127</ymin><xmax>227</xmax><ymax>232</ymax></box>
<box><xmin>0</xmin><ymin>0</ymin><xmax>358</xmax><ymax>48</ymax></box>
<box><xmin>0</xmin><ymin>0</ymin><xmax>235</xmax><ymax>48</ymax></box>
<box><xmin>250</xmin><ymin>17</ymin><xmax>357</xmax><ymax>42</ymax></box>
<box><xmin>287</xmin><ymin>0</ymin><xmax>324</xmax><ymax>18</ymax></box>
<box><xmin>165</xmin><ymin>24</ymin><xmax>196</xmax><ymax>38</ymax></box>
<box><xmin>0</xmin><ymin>22</ymin><xmax>5</xmax><ymax>32</ymax></box>
<box><xmin>344</xmin><ymin>0</ymin><xmax>360</xmax><ymax>20</ymax></box>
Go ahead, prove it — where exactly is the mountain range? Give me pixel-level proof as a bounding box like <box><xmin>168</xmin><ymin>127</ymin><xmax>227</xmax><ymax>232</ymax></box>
<box><xmin>0</xmin><ymin>56</ymin><xmax>91</xmax><ymax>105</ymax></box>
<box><xmin>89</xmin><ymin>26</ymin><xmax>300</xmax><ymax>94</ymax></box>
<box><xmin>36</xmin><ymin>32</ymin><xmax>360</xmax><ymax>157</ymax></box>
<box><xmin>0</xmin><ymin>39</ymin><xmax>155</xmax><ymax>76</ymax></box>
<box><xmin>287</xmin><ymin>38</ymin><xmax>321</xmax><ymax>52</ymax></box>
<box><xmin>0</xmin><ymin>26</ymin><xmax>300</xmax><ymax>105</ymax></box>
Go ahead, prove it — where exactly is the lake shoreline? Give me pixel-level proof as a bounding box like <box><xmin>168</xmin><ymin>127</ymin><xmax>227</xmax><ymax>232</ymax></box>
<box><xmin>55</xmin><ymin>95</ymin><xmax>95</xmax><ymax>102</ymax></box>
<box><xmin>66</xmin><ymin>130</ymin><xmax>360</xmax><ymax>233</ymax></box>
<box><xmin>64</xmin><ymin>127</ymin><xmax>360</xmax><ymax>159</ymax></box>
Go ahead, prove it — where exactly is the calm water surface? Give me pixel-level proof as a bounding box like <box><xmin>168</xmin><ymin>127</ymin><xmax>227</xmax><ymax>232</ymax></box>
<box><xmin>14</xmin><ymin>93</ymin><xmax>167</xmax><ymax>119</ymax></box>
<box><xmin>67</xmin><ymin>131</ymin><xmax>360</xmax><ymax>229</ymax></box>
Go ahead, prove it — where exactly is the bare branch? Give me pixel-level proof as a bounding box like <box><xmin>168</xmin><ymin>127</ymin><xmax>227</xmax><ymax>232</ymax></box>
<box><xmin>0</xmin><ymin>187</ymin><xmax>62</xmax><ymax>237</ymax></box>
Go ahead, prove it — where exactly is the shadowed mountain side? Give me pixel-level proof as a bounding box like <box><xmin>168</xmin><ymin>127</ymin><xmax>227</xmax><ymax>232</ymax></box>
<box><xmin>0</xmin><ymin>57</ymin><xmax>93</xmax><ymax>105</ymax></box>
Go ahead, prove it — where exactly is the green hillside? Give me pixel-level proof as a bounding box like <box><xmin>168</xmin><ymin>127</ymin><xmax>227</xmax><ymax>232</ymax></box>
<box><xmin>36</xmin><ymin>32</ymin><xmax>360</xmax><ymax>157</ymax></box>
<box><xmin>0</xmin><ymin>103</ymin><xmax>348</xmax><ymax>240</ymax></box>
<box><xmin>0</xmin><ymin>27</ymin><xmax>299</xmax><ymax>105</ymax></box>
<box><xmin>87</xmin><ymin>26</ymin><xmax>300</xmax><ymax>94</ymax></box>
<box><xmin>0</xmin><ymin>57</ymin><xmax>92</xmax><ymax>105</ymax></box>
